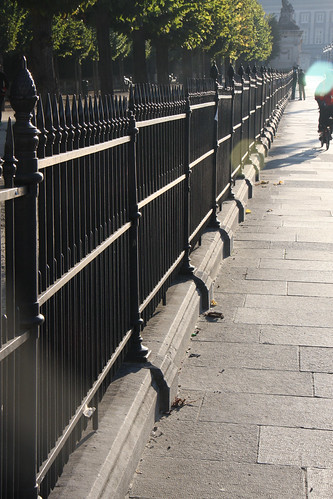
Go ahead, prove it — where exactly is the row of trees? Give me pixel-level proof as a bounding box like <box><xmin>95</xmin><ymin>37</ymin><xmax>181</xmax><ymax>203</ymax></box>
<box><xmin>1</xmin><ymin>0</ymin><xmax>280</xmax><ymax>96</ymax></box>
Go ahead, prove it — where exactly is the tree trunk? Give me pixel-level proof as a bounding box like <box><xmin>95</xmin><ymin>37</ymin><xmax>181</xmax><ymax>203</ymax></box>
<box><xmin>155</xmin><ymin>37</ymin><xmax>169</xmax><ymax>84</ymax></box>
<box><xmin>132</xmin><ymin>29</ymin><xmax>148</xmax><ymax>83</ymax></box>
<box><xmin>95</xmin><ymin>12</ymin><xmax>114</xmax><ymax>95</ymax></box>
<box><xmin>30</xmin><ymin>11</ymin><xmax>58</xmax><ymax>96</ymax></box>
<box><xmin>182</xmin><ymin>49</ymin><xmax>193</xmax><ymax>82</ymax></box>
<box><xmin>93</xmin><ymin>60</ymin><xmax>99</xmax><ymax>94</ymax></box>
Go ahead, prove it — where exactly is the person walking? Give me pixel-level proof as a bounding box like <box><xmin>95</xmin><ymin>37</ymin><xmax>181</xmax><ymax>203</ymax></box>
<box><xmin>0</xmin><ymin>67</ymin><xmax>9</xmax><ymax>124</ymax></box>
<box><xmin>291</xmin><ymin>67</ymin><xmax>298</xmax><ymax>100</ymax></box>
<box><xmin>298</xmin><ymin>69</ymin><xmax>306</xmax><ymax>100</ymax></box>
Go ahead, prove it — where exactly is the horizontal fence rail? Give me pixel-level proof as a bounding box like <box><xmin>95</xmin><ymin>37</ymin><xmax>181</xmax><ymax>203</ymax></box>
<box><xmin>0</xmin><ymin>57</ymin><xmax>292</xmax><ymax>498</ymax></box>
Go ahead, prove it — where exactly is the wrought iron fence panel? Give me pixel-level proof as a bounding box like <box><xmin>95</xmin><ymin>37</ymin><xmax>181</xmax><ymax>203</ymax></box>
<box><xmin>189</xmin><ymin>154</ymin><xmax>214</xmax><ymax>244</ymax></box>
<box><xmin>216</xmin><ymin>92</ymin><xmax>232</xmax><ymax>205</ymax></box>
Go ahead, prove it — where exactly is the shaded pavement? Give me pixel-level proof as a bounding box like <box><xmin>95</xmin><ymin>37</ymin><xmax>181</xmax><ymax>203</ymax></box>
<box><xmin>127</xmin><ymin>95</ymin><xmax>333</xmax><ymax>497</ymax></box>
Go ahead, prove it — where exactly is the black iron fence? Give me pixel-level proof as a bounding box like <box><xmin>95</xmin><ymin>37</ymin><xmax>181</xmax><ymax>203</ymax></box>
<box><xmin>0</xmin><ymin>58</ymin><xmax>292</xmax><ymax>498</ymax></box>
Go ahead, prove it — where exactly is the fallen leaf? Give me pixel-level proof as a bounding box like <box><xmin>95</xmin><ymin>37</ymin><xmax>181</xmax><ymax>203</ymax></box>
<box><xmin>211</xmin><ymin>299</ymin><xmax>218</xmax><ymax>306</ymax></box>
<box><xmin>171</xmin><ymin>397</ymin><xmax>186</xmax><ymax>408</ymax></box>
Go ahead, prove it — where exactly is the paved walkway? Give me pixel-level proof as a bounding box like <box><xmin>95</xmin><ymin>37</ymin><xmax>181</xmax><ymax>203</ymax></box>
<box><xmin>127</xmin><ymin>96</ymin><xmax>333</xmax><ymax>498</ymax></box>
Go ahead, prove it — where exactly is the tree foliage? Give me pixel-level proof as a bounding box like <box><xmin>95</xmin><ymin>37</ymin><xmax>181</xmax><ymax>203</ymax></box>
<box><xmin>266</xmin><ymin>14</ymin><xmax>281</xmax><ymax>62</ymax></box>
<box><xmin>0</xmin><ymin>0</ymin><xmax>29</xmax><ymax>55</ymax></box>
<box><xmin>1</xmin><ymin>0</ymin><xmax>274</xmax><ymax>91</ymax></box>
<box><xmin>53</xmin><ymin>14</ymin><xmax>97</xmax><ymax>62</ymax></box>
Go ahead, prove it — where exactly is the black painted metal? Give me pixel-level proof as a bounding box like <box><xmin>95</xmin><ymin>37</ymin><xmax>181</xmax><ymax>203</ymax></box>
<box><xmin>0</xmin><ymin>58</ymin><xmax>292</xmax><ymax>498</ymax></box>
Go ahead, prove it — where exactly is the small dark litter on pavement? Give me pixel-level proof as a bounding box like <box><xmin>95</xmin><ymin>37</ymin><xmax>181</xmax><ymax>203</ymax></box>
<box><xmin>204</xmin><ymin>310</ymin><xmax>224</xmax><ymax>320</ymax></box>
<box><xmin>188</xmin><ymin>353</ymin><xmax>201</xmax><ymax>358</ymax></box>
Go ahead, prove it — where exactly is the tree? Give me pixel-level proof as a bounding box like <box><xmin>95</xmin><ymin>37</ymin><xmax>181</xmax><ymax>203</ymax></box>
<box><xmin>0</xmin><ymin>0</ymin><xmax>29</xmax><ymax>65</ymax></box>
<box><xmin>212</xmin><ymin>0</ymin><xmax>272</xmax><ymax>65</ymax></box>
<box><xmin>266</xmin><ymin>14</ymin><xmax>281</xmax><ymax>63</ymax></box>
<box><xmin>53</xmin><ymin>14</ymin><xmax>97</xmax><ymax>92</ymax></box>
<box><xmin>15</xmin><ymin>0</ymin><xmax>97</xmax><ymax>95</ymax></box>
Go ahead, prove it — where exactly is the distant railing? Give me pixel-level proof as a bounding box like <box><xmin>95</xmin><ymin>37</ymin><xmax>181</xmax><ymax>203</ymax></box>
<box><xmin>0</xmin><ymin>57</ymin><xmax>292</xmax><ymax>498</ymax></box>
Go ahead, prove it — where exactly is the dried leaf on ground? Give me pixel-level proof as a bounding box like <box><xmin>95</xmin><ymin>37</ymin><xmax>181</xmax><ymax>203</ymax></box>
<box><xmin>171</xmin><ymin>397</ymin><xmax>186</xmax><ymax>408</ymax></box>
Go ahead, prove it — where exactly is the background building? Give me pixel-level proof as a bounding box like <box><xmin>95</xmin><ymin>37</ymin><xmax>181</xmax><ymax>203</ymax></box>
<box><xmin>259</xmin><ymin>0</ymin><xmax>333</xmax><ymax>69</ymax></box>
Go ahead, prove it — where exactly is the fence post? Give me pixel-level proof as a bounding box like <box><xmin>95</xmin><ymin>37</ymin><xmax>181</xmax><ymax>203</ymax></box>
<box><xmin>9</xmin><ymin>56</ymin><xmax>44</xmax><ymax>498</ymax></box>
<box><xmin>229</xmin><ymin>78</ymin><xmax>236</xmax><ymax>192</ymax></box>
<box><xmin>182</xmin><ymin>92</ymin><xmax>194</xmax><ymax>274</ymax></box>
<box><xmin>126</xmin><ymin>107</ymin><xmax>148</xmax><ymax>361</ymax></box>
<box><xmin>210</xmin><ymin>81</ymin><xmax>220</xmax><ymax>228</ymax></box>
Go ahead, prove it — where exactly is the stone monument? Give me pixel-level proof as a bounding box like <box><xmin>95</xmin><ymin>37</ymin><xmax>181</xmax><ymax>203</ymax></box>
<box><xmin>269</xmin><ymin>0</ymin><xmax>303</xmax><ymax>70</ymax></box>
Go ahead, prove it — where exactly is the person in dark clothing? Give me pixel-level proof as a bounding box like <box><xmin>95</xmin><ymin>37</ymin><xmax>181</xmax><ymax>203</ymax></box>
<box><xmin>291</xmin><ymin>68</ymin><xmax>298</xmax><ymax>100</ymax></box>
<box><xmin>0</xmin><ymin>68</ymin><xmax>9</xmax><ymax>123</ymax></box>
<box><xmin>227</xmin><ymin>63</ymin><xmax>235</xmax><ymax>87</ymax></box>
<box><xmin>298</xmin><ymin>69</ymin><xmax>306</xmax><ymax>100</ymax></box>
<box><xmin>315</xmin><ymin>72</ymin><xmax>333</xmax><ymax>135</ymax></box>
<box><xmin>210</xmin><ymin>60</ymin><xmax>219</xmax><ymax>81</ymax></box>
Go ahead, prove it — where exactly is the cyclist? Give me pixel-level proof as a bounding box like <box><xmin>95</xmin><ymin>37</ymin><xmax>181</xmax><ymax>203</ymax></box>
<box><xmin>314</xmin><ymin>72</ymin><xmax>333</xmax><ymax>136</ymax></box>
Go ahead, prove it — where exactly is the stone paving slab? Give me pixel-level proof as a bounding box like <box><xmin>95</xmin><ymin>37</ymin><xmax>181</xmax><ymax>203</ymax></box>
<box><xmin>237</xmin><ymin>225</ymin><xmax>297</xmax><ymax>235</ymax></box>
<box><xmin>233</xmin><ymin>240</ymin><xmax>272</xmax><ymax>249</ymax></box>
<box><xmin>260</xmin><ymin>325</ymin><xmax>333</xmax><ymax>348</ymax></box>
<box><xmin>182</xmin><ymin>341</ymin><xmax>298</xmax><ymax>371</ymax></box>
<box><xmin>314</xmin><ymin>373</ymin><xmax>333</xmax><ymax>398</ymax></box>
<box><xmin>264</xmin><ymin>209</ymin><xmax>332</xmax><ymax>217</ymax></box>
<box><xmin>288</xmin><ymin>281</ymin><xmax>333</xmax><ymax>297</ymax></box>
<box><xmin>235</xmin><ymin>306</ymin><xmax>333</xmax><ymax>328</ymax></box>
<box><xmin>297</xmin><ymin>228</ymin><xmax>333</xmax><ymax>243</ymax></box>
<box><xmin>268</xmin><ymin>240</ymin><xmax>333</xmax><ymax>251</ymax></box>
<box><xmin>236</xmin><ymin>230</ymin><xmax>297</xmax><ymax>241</ymax></box>
<box><xmin>259</xmin><ymin>258</ymin><xmax>333</xmax><ymax>271</ymax></box>
<box><xmin>130</xmin><ymin>457</ymin><xmax>305</xmax><ymax>499</ymax></box>
<box><xmin>244</xmin><ymin>293</ymin><xmax>333</xmax><ymax>312</ymax></box>
<box><xmin>180</xmin><ymin>365</ymin><xmax>313</xmax><ymax>396</ymax></box>
<box><xmin>214</xmin><ymin>276</ymin><xmax>287</xmax><ymax>295</ymax></box>
<box><xmin>258</xmin><ymin>426</ymin><xmax>333</xmax><ymax>467</ymax></box>
<box><xmin>283</xmin><ymin>220</ymin><xmax>333</xmax><ymax>228</ymax></box>
<box><xmin>199</xmin><ymin>392</ymin><xmax>333</xmax><ymax>430</ymax></box>
<box><xmin>284</xmin><ymin>249</ymin><xmax>333</xmax><ymax>261</ymax></box>
<box><xmin>144</xmin><ymin>419</ymin><xmax>258</xmax><ymax>462</ymax></box>
<box><xmin>300</xmin><ymin>346</ymin><xmax>333</xmax><ymax>373</ymax></box>
<box><xmin>245</xmin><ymin>267</ymin><xmax>333</xmax><ymax>283</ymax></box>
<box><xmin>231</xmin><ymin>248</ymin><xmax>285</xmax><ymax>259</ymax></box>
<box><xmin>307</xmin><ymin>469</ymin><xmax>333</xmax><ymax>499</ymax></box>
<box><xmin>190</xmin><ymin>322</ymin><xmax>260</xmax><ymax>344</ymax></box>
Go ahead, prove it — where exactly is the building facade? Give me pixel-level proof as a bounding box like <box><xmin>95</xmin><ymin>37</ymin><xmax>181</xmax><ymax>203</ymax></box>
<box><xmin>259</xmin><ymin>0</ymin><xmax>333</xmax><ymax>69</ymax></box>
